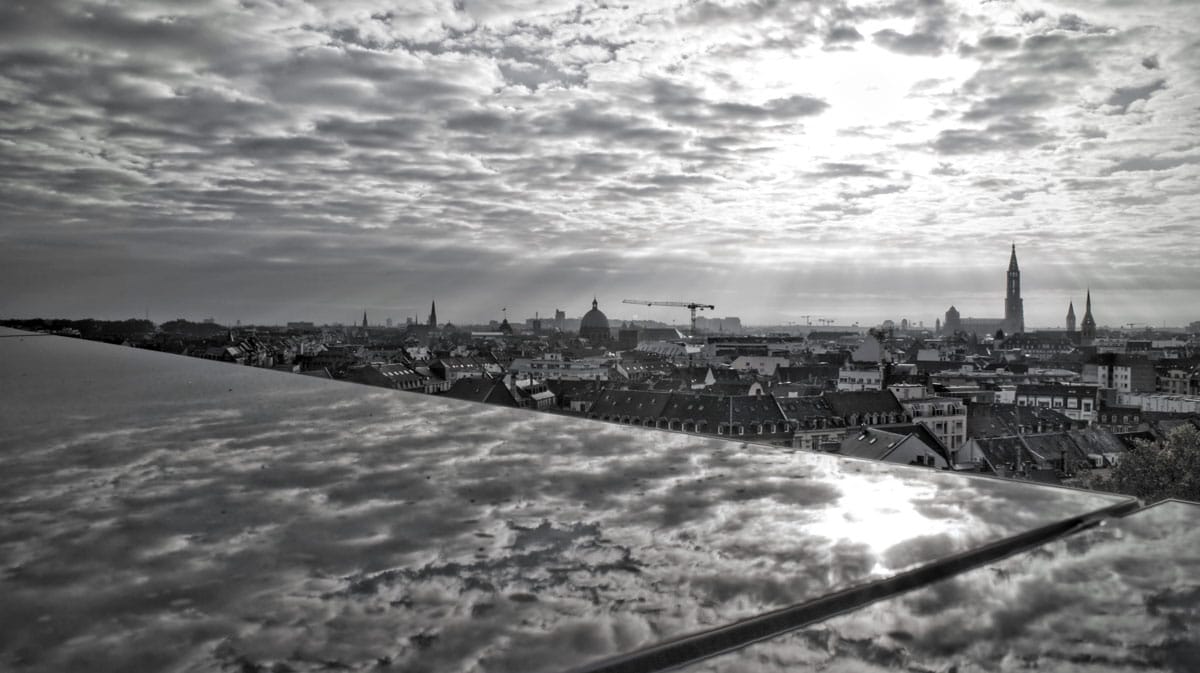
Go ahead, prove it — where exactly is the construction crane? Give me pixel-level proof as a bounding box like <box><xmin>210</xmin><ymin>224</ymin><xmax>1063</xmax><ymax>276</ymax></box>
<box><xmin>622</xmin><ymin>299</ymin><xmax>715</xmax><ymax>336</ymax></box>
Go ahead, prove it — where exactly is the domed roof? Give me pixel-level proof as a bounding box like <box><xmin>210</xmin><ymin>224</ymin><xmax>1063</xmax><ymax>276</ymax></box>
<box><xmin>583</xmin><ymin>298</ymin><xmax>614</xmax><ymax>331</ymax></box>
<box><xmin>580</xmin><ymin>298</ymin><xmax>609</xmax><ymax>339</ymax></box>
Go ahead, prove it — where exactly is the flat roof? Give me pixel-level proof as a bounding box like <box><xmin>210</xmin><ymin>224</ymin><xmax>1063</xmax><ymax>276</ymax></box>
<box><xmin>0</xmin><ymin>330</ymin><xmax>1135</xmax><ymax>672</ymax></box>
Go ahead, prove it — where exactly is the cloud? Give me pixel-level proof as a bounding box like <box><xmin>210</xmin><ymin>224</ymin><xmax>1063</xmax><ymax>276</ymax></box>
<box><xmin>0</xmin><ymin>0</ymin><xmax>1198</xmax><ymax>326</ymax></box>
<box><xmin>961</xmin><ymin>93</ymin><xmax>1056</xmax><ymax>121</ymax></box>
<box><xmin>1103</xmin><ymin>78</ymin><xmax>1167</xmax><ymax>113</ymax></box>
<box><xmin>1101</xmin><ymin>153</ymin><xmax>1200</xmax><ymax>175</ymax></box>
<box><xmin>825</xmin><ymin>25</ymin><xmax>863</xmax><ymax>46</ymax></box>
<box><xmin>870</xmin><ymin>0</ymin><xmax>956</xmax><ymax>56</ymax></box>
<box><xmin>873</xmin><ymin>28</ymin><xmax>945</xmax><ymax>56</ymax></box>
<box><xmin>809</xmin><ymin>163</ymin><xmax>890</xmax><ymax>178</ymax></box>
<box><xmin>931</xmin><ymin>118</ymin><xmax>1057</xmax><ymax>155</ymax></box>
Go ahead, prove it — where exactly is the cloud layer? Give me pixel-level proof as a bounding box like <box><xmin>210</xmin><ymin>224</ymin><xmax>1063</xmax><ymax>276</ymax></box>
<box><xmin>1</xmin><ymin>0</ymin><xmax>1198</xmax><ymax>326</ymax></box>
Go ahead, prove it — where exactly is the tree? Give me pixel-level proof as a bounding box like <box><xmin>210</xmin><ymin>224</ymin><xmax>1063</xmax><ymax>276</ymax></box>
<box><xmin>1097</xmin><ymin>424</ymin><xmax>1200</xmax><ymax>503</ymax></box>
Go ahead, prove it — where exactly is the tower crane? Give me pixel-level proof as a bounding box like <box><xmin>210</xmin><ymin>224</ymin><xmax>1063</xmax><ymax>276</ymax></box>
<box><xmin>622</xmin><ymin>299</ymin><xmax>715</xmax><ymax>336</ymax></box>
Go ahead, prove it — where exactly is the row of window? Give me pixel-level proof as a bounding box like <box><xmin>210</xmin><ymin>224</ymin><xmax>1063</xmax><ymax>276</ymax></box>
<box><xmin>589</xmin><ymin>415</ymin><xmax>786</xmax><ymax>435</ymax></box>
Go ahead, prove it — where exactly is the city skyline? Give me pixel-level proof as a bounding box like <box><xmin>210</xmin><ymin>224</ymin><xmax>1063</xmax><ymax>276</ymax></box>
<box><xmin>2</xmin><ymin>1</ymin><xmax>1198</xmax><ymax>327</ymax></box>
<box><xmin>1</xmin><ymin>244</ymin><xmax>1172</xmax><ymax>331</ymax></box>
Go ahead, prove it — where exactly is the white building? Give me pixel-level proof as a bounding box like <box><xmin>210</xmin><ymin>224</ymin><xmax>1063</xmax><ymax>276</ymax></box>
<box><xmin>1115</xmin><ymin>392</ymin><xmax>1200</xmax><ymax>414</ymax></box>
<box><xmin>730</xmin><ymin>355</ymin><xmax>790</xmax><ymax>376</ymax></box>
<box><xmin>1014</xmin><ymin>383</ymin><xmax>1099</xmax><ymax>425</ymax></box>
<box><xmin>509</xmin><ymin>355</ymin><xmax>609</xmax><ymax>381</ymax></box>
<box><xmin>838</xmin><ymin>366</ymin><xmax>882</xmax><ymax>391</ymax></box>
<box><xmin>890</xmin><ymin>385</ymin><xmax>968</xmax><ymax>451</ymax></box>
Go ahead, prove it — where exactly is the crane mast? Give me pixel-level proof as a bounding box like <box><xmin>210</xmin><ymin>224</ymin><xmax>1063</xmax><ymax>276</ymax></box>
<box><xmin>622</xmin><ymin>299</ymin><xmax>715</xmax><ymax>336</ymax></box>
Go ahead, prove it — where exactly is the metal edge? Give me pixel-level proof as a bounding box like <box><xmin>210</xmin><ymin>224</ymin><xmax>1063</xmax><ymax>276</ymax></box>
<box><xmin>566</xmin><ymin>495</ymin><xmax>1139</xmax><ymax>673</ymax></box>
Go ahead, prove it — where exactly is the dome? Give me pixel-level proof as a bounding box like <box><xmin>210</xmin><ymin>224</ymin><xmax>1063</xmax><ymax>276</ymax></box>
<box><xmin>580</xmin><ymin>298</ymin><xmax>610</xmax><ymax>343</ymax></box>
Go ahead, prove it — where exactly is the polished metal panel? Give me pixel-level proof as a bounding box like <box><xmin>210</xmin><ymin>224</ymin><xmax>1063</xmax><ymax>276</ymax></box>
<box><xmin>680</xmin><ymin>500</ymin><xmax>1200</xmax><ymax>672</ymax></box>
<box><xmin>0</xmin><ymin>334</ymin><xmax>1133</xmax><ymax>673</ymax></box>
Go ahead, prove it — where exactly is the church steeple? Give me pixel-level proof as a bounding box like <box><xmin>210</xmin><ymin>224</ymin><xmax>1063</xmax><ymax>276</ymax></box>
<box><xmin>1080</xmin><ymin>289</ymin><xmax>1097</xmax><ymax>341</ymax></box>
<box><xmin>1004</xmin><ymin>243</ymin><xmax>1024</xmax><ymax>335</ymax></box>
<box><xmin>1066</xmin><ymin>300</ymin><xmax>1076</xmax><ymax>333</ymax></box>
<box><xmin>428</xmin><ymin>300</ymin><xmax>437</xmax><ymax>328</ymax></box>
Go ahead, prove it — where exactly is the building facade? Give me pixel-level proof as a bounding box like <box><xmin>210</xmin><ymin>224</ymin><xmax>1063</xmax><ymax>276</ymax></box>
<box><xmin>1014</xmin><ymin>383</ymin><xmax>1099</xmax><ymax>425</ymax></box>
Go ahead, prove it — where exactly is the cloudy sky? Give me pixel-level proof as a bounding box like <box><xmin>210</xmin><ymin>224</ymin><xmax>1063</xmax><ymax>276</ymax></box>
<box><xmin>1</xmin><ymin>0</ymin><xmax>1197</xmax><ymax>328</ymax></box>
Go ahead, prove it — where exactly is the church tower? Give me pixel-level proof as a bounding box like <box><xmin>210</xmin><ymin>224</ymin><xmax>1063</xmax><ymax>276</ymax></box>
<box><xmin>1080</xmin><ymin>289</ymin><xmax>1097</xmax><ymax>341</ymax></box>
<box><xmin>428</xmin><ymin>300</ymin><xmax>437</xmax><ymax>329</ymax></box>
<box><xmin>1004</xmin><ymin>244</ymin><xmax>1025</xmax><ymax>335</ymax></box>
<box><xmin>1066</xmin><ymin>300</ymin><xmax>1076</xmax><ymax>333</ymax></box>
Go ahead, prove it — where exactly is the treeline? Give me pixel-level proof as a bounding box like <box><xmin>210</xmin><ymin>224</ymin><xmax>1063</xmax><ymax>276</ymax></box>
<box><xmin>1</xmin><ymin>318</ymin><xmax>156</xmax><ymax>339</ymax></box>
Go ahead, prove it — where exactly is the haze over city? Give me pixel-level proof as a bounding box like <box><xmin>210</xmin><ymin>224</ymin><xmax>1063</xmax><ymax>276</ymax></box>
<box><xmin>2</xmin><ymin>0</ymin><xmax>1198</xmax><ymax>327</ymax></box>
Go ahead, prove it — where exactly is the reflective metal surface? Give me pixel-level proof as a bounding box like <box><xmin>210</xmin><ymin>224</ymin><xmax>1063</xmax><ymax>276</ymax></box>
<box><xmin>680</xmin><ymin>500</ymin><xmax>1200</xmax><ymax>672</ymax></box>
<box><xmin>0</xmin><ymin>333</ymin><xmax>1134</xmax><ymax>672</ymax></box>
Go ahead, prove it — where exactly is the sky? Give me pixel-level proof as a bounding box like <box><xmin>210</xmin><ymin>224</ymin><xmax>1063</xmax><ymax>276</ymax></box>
<box><xmin>1</xmin><ymin>0</ymin><xmax>1197</xmax><ymax>328</ymax></box>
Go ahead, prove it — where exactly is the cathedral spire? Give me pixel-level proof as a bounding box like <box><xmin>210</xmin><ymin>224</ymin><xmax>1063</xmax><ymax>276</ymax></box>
<box><xmin>1080</xmin><ymin>288</ymin><xmax>1097</xmax><ymax>341</ymax></box>
<box><xmin>1004</xmin><ymin>244</ymin><xmax>1024</xmax><ymax>334</ymax></box>
<box><xmin>1066</xmin><ymin>300</ymin><xmax>1076</xmax><ymax>332</ymax></box>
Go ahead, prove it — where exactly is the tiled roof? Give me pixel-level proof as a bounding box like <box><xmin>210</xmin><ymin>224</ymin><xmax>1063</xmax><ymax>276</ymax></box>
<box><xmin>775</xmin><ymin>365</ymin><xmax>839</xmax><ymax>383</ymax></box>
<box><xmin>878</xmin><ymin>422</ymin><xmax>950</xmax><ymax>463</ymax></box>
<box><xmin>971</xmin><ymin>428</ymin><xmax>1102</xmax><ymax>472</ymax></box>
<box><xmin>706</xmin><ymin>381</ymin><xmax>757</xmax><ymax>396</ymax></box>
<box><xmin>775</xmin><ymin>396</ymin><xmax>834</xmax><ymax>420</ymax></box>
<box><xmin>966</xmin><ymin>403</ymin><xmax>1075</xmax><ymax>439</ymax></box>
<box><xmin>590</xmin><ymin>390</ymin><xmax>671</xmax><ymax>420</ymax></box>
<box><xmin>839</xmin><ymin>428</ymin><xmax>921</xmax><ymax>462</ymax></box>
<box><xmin>663</xmin><ymin>393</ymin><xmax>786</xmax><ymax>427</ymax></box>
<box><xmin>443</xmin><ymin>378</ymin><xmax>517</xmax><ymax>406</ymax></box>
<box><xmin>545</xmin><ymin>379</ymin><xmax>606</xmax><ymax>400</ymax></box>
<box><xmin>822</xmin><ymin>391</ymin><xmax>904</xmax><ymax>416</ymax></box>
